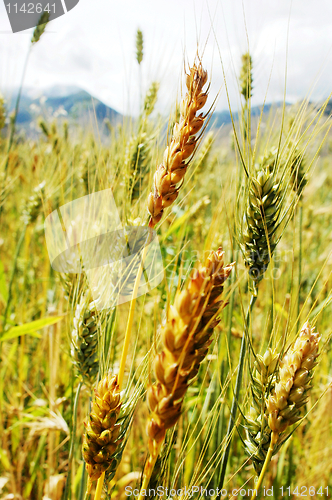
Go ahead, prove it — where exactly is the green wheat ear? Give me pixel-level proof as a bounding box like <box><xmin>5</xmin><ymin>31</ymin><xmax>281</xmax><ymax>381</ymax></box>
<box><xmin>31</xmin><ymin>12</ymin><xmax>50</xmax><ymax>44</ymax></box>
<box><xmin>136</xmin><ymin>28</ymin><xmax>144</xmax><ymax>65</ymax></box>
<box><xmin>21</xmin><ymin>181</ymin><xmax>45</xmax><ymax>225</ymax></box>
<box><xmin>239</xmin><ymin>147</ymin><xmax>298</xmax><ymax>293</ymax></box>
<box><xmin>244</xmin><ymin>348</ymin><xmax>279</xmax><ymax>474</ymax></box>
<box><xmin>240</xmin><ymin>156</ymin><xmax>282</xmax><ymax>288</ymax></box>
<box><xmin>289</xmin><ymin>148</ymin><xmax>307</xmax><ymax>197</ymax></box>
<box><xmin>240</xmin><ymin>52</ymin><xmax>253</xmax><ymax>102</ymax></box>
<box><xmin>143</xmin><ymin>81</ymin><xmax>159</xmax><ymax>117</ymax></box>
<box><xmin>71</xmin><ymin>293</ymin><xmax>99</xmax><ymax>387</ymax></box>
<box><xmin>0</xmin><ymin>95</ymin><xmax>6</xmax><ymax>130</ymax></box>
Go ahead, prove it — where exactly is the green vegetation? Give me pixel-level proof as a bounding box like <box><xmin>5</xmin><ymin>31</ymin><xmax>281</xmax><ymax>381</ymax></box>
<box><xmin>0</xmin><ymin>28</ymin><xmax>331</xmax><ymax>500</ymax></box>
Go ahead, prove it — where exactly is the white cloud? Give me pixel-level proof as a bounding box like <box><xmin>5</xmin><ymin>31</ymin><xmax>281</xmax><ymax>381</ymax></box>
<box><xmin>0</xmin><ymin>0</ymin><xmax>331</xmax><ymax>114</ymax></box>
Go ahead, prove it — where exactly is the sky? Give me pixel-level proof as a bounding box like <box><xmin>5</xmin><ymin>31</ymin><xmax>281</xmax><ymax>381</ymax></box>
<box><xmin>1</xmin><ymin>0</ymin><xmax>332</xmax><ymax>115</ymax></box>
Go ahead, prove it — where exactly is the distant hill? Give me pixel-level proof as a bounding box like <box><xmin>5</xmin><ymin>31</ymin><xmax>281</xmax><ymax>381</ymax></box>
<box><xmin>210</xmin><ymin>102</ymin><xmax>290</xmax><ymax>129</ymax></box>
<box><xmin>211</xmin><ymin>99</ymin><xmax>332</xmax><ymax>131</ymax></box>
<box><xmin>4</xmin><ymin>87</ymin><xmax>122</xmax><ymax>130</ymax></box>
<box><xmin>3</xmin><ymin>85</ymin><xmax>330</xmax><ymax>139</ymax></box>
<box><xmin>323</xmin><ymin>99</ymin><xmax>332</xmax><ymax>117</ymax></box>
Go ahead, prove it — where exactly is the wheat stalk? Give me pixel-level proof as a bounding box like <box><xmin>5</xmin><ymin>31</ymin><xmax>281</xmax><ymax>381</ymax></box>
<box><xmin>128</xmin><ymin>82</ymin><xmax>159</xmax><ymax>201</ymax></box>
<box><xmin>2</xmin><ymin>182</ymin><xmax>45</xmax><ymax>332</ymax></box>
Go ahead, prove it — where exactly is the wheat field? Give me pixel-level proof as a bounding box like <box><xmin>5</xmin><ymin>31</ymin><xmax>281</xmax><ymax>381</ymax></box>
<box><xmin>0</xmin><ymin>18</ymin><xmax>332</xmax><ymax>500</ymax></box>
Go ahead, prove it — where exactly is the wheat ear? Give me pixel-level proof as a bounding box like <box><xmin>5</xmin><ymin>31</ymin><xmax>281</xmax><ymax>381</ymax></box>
<box><xmin>267</xmin><ymin>321</ymin><xmax>320</xmax><ymax>437</ymax></box>
<box><xmin>250</xmin><ymin>322</ymin><xmax>320</xmax><ymax>499</ymax></box>
<box><xmin>241</xmin><ymin>165</ymin><xmax>281</xmax><ymax>287</ymax></box>
<box><xmin>71</xmin><ymin>294</ymin><xmax>99</xmax><ymax>387</ymax></box>
<box><xmin>244</xmin><ymin>348</ymin><xmax>279</xmax><ymax>474</ymax></box>
<box><xmin>0</xmin><ymin>95</ymin><xmax>6</xmax><ymax>131</ymax></box>
<box><xmin>138</xmin><ymin>249</ymin><xmax>234</xmax><ymax>500</ymax></box>
<box><xmin>147</xmin><ymin>61</ymin><xmax>209</xmax><ymax>228</ymax></box>
<box><xmin>239</xmin><ymin>52</ymin><xmax>253</xmax><ymax>102</ymax></box>
<box><xmin>82</xmin><ymin>374</ymin><xmax>123</xmax><ymax>493</ymax></box>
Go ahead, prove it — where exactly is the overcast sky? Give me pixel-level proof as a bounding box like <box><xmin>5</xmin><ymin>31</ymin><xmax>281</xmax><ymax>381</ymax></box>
<box><xmin>1</xmin><ymin>0</ymin><xmax>332</xmax><ymax>115</ymax></box>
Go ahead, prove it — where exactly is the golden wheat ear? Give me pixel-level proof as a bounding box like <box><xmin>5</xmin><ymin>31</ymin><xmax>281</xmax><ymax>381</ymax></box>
<box><xmin>82</xmin><ymin>374</ymin><xmax>123</xmax><ymax>489</ymax></box>
<box><xmin>137</xmin><ymin>248</ymin><xmax>234</xmax><ymax>500</ymax></box>
<box><xmin>245</xmin><ymin>321</ymin><xmax>320</xmax><ymax>499</ymax></box>
<box><xmin>267</xmin><ymin>321</ymin><xmax>320</xmax><ymax>439</ymax></box>
<box><xmin>147</xmin><ymin>60</ymin><xmax>210</xmax><ymax>228</ymax></box>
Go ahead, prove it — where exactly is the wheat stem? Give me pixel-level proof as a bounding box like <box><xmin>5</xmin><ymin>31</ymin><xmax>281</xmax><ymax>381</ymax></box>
<box><xmin>0</xmin><ymin>38</ymin><xmax>40</xmax><ymax>216</ymax></box>
<box><xmin>4</xmin><ymin>47</ymin><xmax>31</xmax><ymax>179</ymax></box>
<box><xmin>250</xmin><ymin>433</ymin><xmax>277</xmax><ymax>500</ymax></box>
<box><xmin>79</xmin><ymin>397</ymin><xmax>91</xmax><ymax>500</ymax></box>
<box><xmin>218</xmin><ymin>294</ymin><xmax>257</xmax><ymax>490</ymax></box>
<box><xmin>118</xmin><ymin>234</ymin><xmax>151</xmax><ymax>388</ymax></box>
<box><xmin>0</xmin><ymin>14</ymin><xmax>48</xmax><ymax>220</ymax></box>
<box><xmin>93</xmin><ymin>232</ymin><xmax>152</xmax><ymax>500</ymax></box>
<box><xmin>79</xmin><ymin>466</ymin><xmax>87</xmax><ymax>500</ymax></box>
<box><xmin>137</xmin><ymin>440</ymin><xmax>163</xmax><ymax>500</ymax></box>
<box><xmin>297</xmin><ymin>203</ymin><xmax>303</xmax><ymax>332</ymax></box>
<box><xmin>94</xmin><ymin>472</ymin><xmax>105</xmax><ymax>500</ymax></box>
<box><xmin>1</xmin><ymin>228</ymin><xmax>27</xmax><ymax>333</ymax></box>
<box><xmin>63</xmin><ymin>380</ymin><xmax>83</xmax><ymax>500</ymax></box>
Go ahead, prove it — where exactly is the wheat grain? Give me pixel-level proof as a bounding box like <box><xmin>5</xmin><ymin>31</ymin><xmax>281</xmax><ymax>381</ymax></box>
<box><xmin>137</xmin><ymin>249</ymin><xmax>233</xmax><ymax>500</ymax></box>
<box><xmin>289</xmin><ymin>148</ymin><xmax>307</xmax><ymax>197</ymax></box>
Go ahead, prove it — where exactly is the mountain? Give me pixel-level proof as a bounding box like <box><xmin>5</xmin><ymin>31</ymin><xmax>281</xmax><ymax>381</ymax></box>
<box><xmin>210</xmin><ymin>102</ymin><xmax>289</xmax><ymax>129</ymax></box>
<box><xmin>4</xmin><ymin>85</ymin><xmax>329</xmax><ymax>138</ymax></box>
<box><xmin>4</xmin><ymin>87</ymin><xmax>122</xmax><ymax>128</ymax></box>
